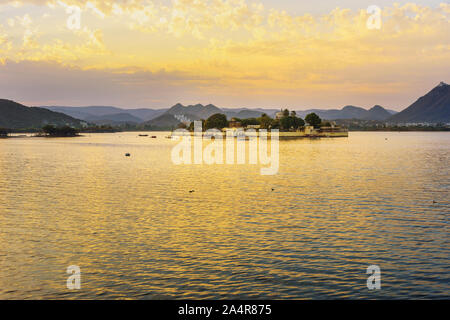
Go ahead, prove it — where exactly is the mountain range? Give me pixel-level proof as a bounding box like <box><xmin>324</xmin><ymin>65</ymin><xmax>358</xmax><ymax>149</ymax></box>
<box><xmin>0</xmin><ymin>82</ymin><xmax>448</xmax><ymax>130</ymax></box>
<box><xmin>42</xmin><ymin>106</ymin><xmax>166</xmax><ymax>125</ymax></box>
<box><xmin>41</xmin><ymin>104</ymin><xmax>398</xmax><ymax>127</ymax></box>
<box><xmin>295</xmin><ymin>105</ymin><xmax>396</xmax><ymax>121</ymax></box>
<box><xmin>143</xmin><ymin>103</ymin><xmax>272</xmax><ymax>129</ymax></box>
<box><xmin>141</xmin><ymin>82</ymin><xmax>448</xmax><ymax>127</ymax></box>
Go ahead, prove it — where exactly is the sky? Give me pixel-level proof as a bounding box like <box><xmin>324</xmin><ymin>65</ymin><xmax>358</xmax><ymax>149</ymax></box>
<box><xmin>0</xmin><ymin>0</ymin><xmax>449</xmax><ymax>110</ymax></box>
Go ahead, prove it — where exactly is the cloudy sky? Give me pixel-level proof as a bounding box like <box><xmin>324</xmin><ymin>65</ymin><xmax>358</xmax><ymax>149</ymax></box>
<box><xmin>0</xmin><ymin>0</ymin><xmax>448</xmax><ymax>110</ymax></box>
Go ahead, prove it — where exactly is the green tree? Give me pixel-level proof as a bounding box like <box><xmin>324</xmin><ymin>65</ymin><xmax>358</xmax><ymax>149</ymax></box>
<box><xmin>204</xmin><ymin>113</ymin><xmax>228</xmax><ymax>130</ymax></box>
<box><xmin>283</xmin><ymin>109</ymin><xmax>290</xmax><ymax>117</ymax></box>
<box><xmin>280</xmin><ymin>116</ymin><xmax>305</xmax><ymax>131</ymax></box>
<box><xmin>294</xmin><ymin>117</ymin><xmax>305</xmax><ymax>128</ymax></box>
<box><xmin>305</xmin><ymin>113</ymin><xmax>322</xmax><ymax>128</ymax></box>
<box><xmin>42</xmin><ymin>125</ymin><xmax>78</xmax><ymax>136</ymax></box>
<box><xmin>241</xmin><ymin>118</ymin><xmax>259</xmax><ymax>127</ymax></box>
<box><xmin>258</xmin><ymin>114</ymin><xmax>273</xmax><ymax>129</ymax></box>
<box><xmin>280</xmin><ymin>116</ymin><xmax>293</xmax><ymax>131</ymax></box>
<box><xmin>271</xmin><ymin>119</ymin><xmax>280</xmax><ymax>129</ymax></box>
<box><xmin>42</xmin><ymin>124</ymin><xmax>56</xmax><ymax>135</ymax></box>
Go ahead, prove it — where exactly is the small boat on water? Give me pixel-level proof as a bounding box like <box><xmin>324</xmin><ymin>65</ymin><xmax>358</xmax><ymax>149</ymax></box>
<box><xmin>139</xmin><ymin>134</ymin><xmax>149</xmax><ymax>137</ymax></box>
<box><xmin>151</xmin><ymin>136</ymin><xmax>157</xmax><ymax>138</ymax></box>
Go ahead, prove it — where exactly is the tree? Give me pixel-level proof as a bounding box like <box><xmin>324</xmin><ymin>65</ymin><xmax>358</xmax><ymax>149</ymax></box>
<box><xmin>58</xmin><ymin>126</ymin><xmax>78</xmax><ymax>136</ymax></box>
<box><xmin>291</xmin><ymin>110</ymin><xmax>297</xmax><ymax>117</ymax></box>
<box><xmin>42</xmin><ymin>125</ymin><xmax>78</xmax><ymax>137</ymax></box>
<box><xmin>271</xmin><ymin>119</ymin><xmax>280</xmax><ymax>129</ymax></box>
<box><xmin>204</xmin><ymin>113</ymin><xmax>228</xmax><ymax>130</ymax></box>
<box><xmin>0</xmin><ymin>128</ymin><xmax>9</xmax><ymax>137</ymax></box>
<box><xmin>280</xmin><ymin>116</ymin><xmax>305</xmax><ymax>131</ymax></box>
<box><xmin>241</xmin><ymin>118</ymin><xmax>259</xmax><ymax>126</ymax></box>
<box><xmin>280</xmin><ymin>116</ymin><xmax>293</xmax><ymax>131</ymax></box>
<box><xmin>283</xmin><ymin>109</ymin><xmax>290</xmax><ymax>117</ymax></box>
<box><xmin>42</xmin><ymin>124</ymin><xmax>56</xmax><ymax>135</ymax></box>
<box><xmin>294</xmin><ymin>117</ymin><xmax>305</xmax><ymax>128</ymax></box>
<box><xmin>258</xmin><ymin>114</ymin><xmax>273</xmax><ymax>129</ymax></box>
<box><xmin>305</xmin><ymin>113</ymin><xmax>322</xmax><ymax>128</ymax></box>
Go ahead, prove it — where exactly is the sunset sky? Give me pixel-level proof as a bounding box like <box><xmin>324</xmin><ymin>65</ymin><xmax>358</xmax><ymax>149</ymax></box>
<box><xmin>0</xmin><ymin>0</ymin><xmax>449</xmax><ymax>110</ymax></box>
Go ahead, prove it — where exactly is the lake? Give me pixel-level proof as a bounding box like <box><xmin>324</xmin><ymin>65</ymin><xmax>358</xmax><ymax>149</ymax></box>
<box><xmin>0</xmin><ymin>132</ymin><xmax>448</xmax><ymax>299</ymax></box>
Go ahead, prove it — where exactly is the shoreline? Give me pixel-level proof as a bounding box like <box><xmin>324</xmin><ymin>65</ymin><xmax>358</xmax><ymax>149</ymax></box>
<box><xmin>1</xmin><ymin>130</ymin><xmax>449</xmax><ymax>139</ymax></box>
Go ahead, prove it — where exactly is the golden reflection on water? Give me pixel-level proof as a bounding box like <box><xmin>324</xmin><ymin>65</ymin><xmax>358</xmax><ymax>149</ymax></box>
<box><xmin>0</xmin><ymin>132</ymin><xmax>449</xmax><ymax>299</ymax></box>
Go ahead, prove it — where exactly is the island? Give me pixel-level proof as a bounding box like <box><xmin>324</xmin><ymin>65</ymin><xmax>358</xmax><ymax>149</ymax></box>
<box><xmin>172</xmin><ymin>110</ymin><xmax>348</xmax><ymax>138</ymax></box>
<box><xmin>37</xmin><ymin>125</ymin><xmax>80</xmax><ymax>137</ymax></box>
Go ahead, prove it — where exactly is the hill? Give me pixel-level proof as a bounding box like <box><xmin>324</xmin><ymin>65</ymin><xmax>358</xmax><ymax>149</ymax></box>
<box><xmin>0</xmin><ymin>99</ymin><xmax>84</xmax><ymax>130</ymax></box>
<box><xmin>225</xmin><ymin>109</ymin><xmax>265</xmax><ymax>119</ymax></box>
<box><xmin>363</xmin><ymin>105</ymin><xmax>394</xmax><ymax>121</ymax></box>
<box><xmin>151</xmin><ymin>104</ymin><xmax>266</xmax><ymax>124</ymax></box>
<box><xmin>38</xmin><ymin>102</ymin><xmax>399</xmax><ymax>129</ymax></box>
<box><xmin>84</xmin><ymin>113</ymin><xmax>142</xmax><ymax>125</ymax></box>
<box><xmin>43</xmin><ymin>106</ymin><xmax>167</xmax><ymax>123</ymax></box>
<box><xmin>388</xmin><ymin>82</ymin><xmax>450</xmax><ymax>123</ymax></box>
<box><xmin>142</xmin><ymin>113</ymin><xmax>181</xmax><ymax>130</ymax></box>
<box><xmin>165</xmin><ymin>103</ymin><xmax>223</xmax><ymax>120</ymax></box>
<box><xmin>295</xmin><ymin>105</ymin><xmax>393</xmax><ymax>121</ymax></box>
<box><xmin>141</xmin><ymin>103</ymin><xmax>241</xmax><ymax>129</ymax></box>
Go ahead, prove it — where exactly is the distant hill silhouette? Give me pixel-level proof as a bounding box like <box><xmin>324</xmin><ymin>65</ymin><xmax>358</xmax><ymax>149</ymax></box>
<box><xmin>295</xmin><ymin>105</ymin><xmax>394</xmax><ymax>121</ymax></box>
<box><xmin>83</xmin><ymin>113</ymin><xmax>142</xmax><ymax>125</ymax></box>
<box><xmin>142</xmin><ymin>103</ymin><xmax>241</xmax><ymax>129</ymax></box>
<box><xmin>388</xmin><ymin>82</ymin><xmax>450</xmax><ymax>123</ymax></box>
<box><xmin>43</xmin><ymin>106</ymin><xmax>167</xmax><ymax>123</ymax></box>
<box><xmin>166</xmin><ymin>104</ymin><xmax>271</xmax><ymax>121</ymax></box>
<box><xmin>165</xmin><ymin>103</ymin><xmax>223</xmax><ymax>120</ymax></box>
<box><xmin>0</xmin><ymin>99</ymin><xmax>83</xmax><ymax>129</ymax></box>
<box><xmin>20</xmin><ymin>82</ymin><xmax>450</xmax><ymax>129</ymax></box>
<box><xmin>39</xmin><ymin>103</ymin><xmax>399</xmax><ymax>128</ymax></box>
<box><xmin>364</xmin><ymin>105</ymin><xmax>394</xmax><ymax>121</ymax></box>
<box><xmin>225</xmin><ymin>109</ymin><xmax>265</xmax><ymax>119</ymax></box>
<box><xmin>143</xmin><ymin>113</ymin><xmax>181</xmax><ymax>129</ymax></box>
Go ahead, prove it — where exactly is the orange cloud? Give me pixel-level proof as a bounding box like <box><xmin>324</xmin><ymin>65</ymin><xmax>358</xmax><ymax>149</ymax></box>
<box><xmin>0</xmin><ymin>1</ymin><xmax>448</xmax><ymax>108</ymax></box>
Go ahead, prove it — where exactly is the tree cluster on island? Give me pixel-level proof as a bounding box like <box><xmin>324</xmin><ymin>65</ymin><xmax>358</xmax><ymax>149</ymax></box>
<box><xmin>41</xmin><ymin>125</ymin><xmax>79</xmax><ymax>137</ymax></box>
<box><xmin>0</xmin><ymin>128</ymin><xmax>9</xmax><ymax>137</ymax></box>
<box><xmin>81</xmin><ymin>125</ymin><xmax>119</xmax><ymax>133</ymax></box>
<box><xmin>178</xmin><ymin>109</ymin><xmax>326</xmax><ymax>131</ymax></box>
<box><xmin>334</xmin><ymin>119</ymin><xmax>450</xmax><ymax>131</ymax></box>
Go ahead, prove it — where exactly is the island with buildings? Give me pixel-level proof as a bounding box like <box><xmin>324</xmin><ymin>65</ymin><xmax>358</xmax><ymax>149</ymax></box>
<box><xmin>172</xmin><ymin>109</ymin><xmax>348</xmax><ymax>138</ymax></box>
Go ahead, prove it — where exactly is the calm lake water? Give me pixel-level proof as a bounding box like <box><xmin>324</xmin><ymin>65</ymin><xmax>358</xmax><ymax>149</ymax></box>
<box><xmin>0</xmin><ymin>132</ymin><xmax>449</xmax><ymax>299</ymax></box>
